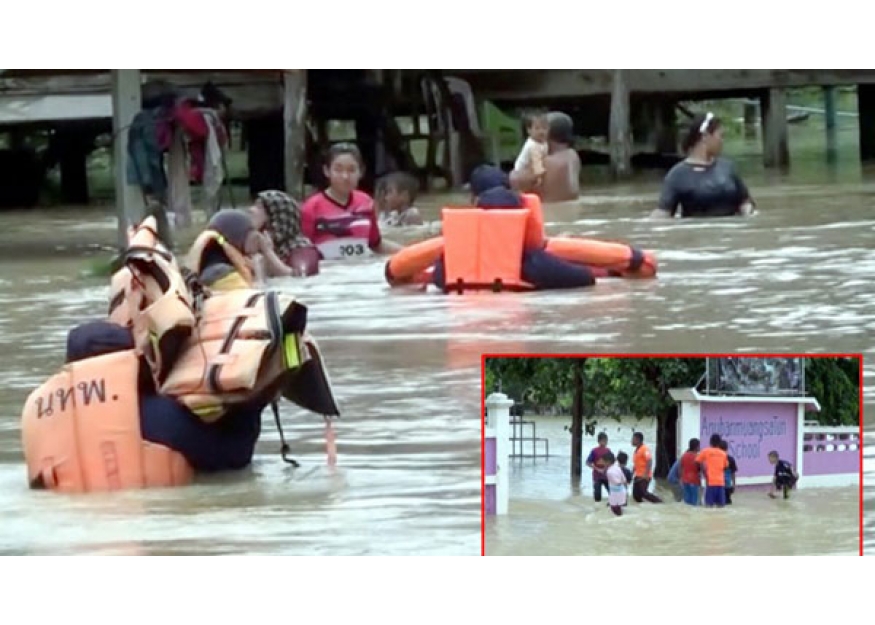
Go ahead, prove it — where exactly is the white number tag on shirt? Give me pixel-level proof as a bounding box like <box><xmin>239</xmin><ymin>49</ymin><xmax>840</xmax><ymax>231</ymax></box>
<box><xmin>317</xmin><ymin>238</ymin><xmax>372</xmax><ymax>261</ymax></box>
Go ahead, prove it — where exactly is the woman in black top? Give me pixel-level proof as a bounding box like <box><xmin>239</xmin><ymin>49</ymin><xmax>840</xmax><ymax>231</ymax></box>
<box><xmin>651</xmin><ymin>112</ymin><xmax>756</xmax><ymax>219</ymax></box>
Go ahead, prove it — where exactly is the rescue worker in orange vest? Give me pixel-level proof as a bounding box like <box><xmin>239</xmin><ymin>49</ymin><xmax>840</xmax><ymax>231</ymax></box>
<box><xmin>631</xmin><ymin>431</ymin><xmax>663</xmax><ymax>504</ymax></box>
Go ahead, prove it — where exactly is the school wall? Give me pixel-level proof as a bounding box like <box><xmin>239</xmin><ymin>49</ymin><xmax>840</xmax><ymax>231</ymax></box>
<box><xmin>675</xmin><ymin>396</ymin><xmax>859</xmax><ymax>489</ymax></box>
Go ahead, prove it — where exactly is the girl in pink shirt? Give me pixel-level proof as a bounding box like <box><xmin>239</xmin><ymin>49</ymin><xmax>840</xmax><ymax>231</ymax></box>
<box><xmin>300</xmin><ymin>143</ymin><xmax>401</xmax><ymax>261</ymax></box>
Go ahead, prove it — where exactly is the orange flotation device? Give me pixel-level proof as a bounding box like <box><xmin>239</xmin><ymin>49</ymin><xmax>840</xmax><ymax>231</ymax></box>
<box><xmin>161</xmin><ymin>288</ymin><xmax>338</xmax><ymax>423</ymax></box>
<box><xmin>21</xmin><ymin>350</ymin><xmax>193</xmax><ymax>493</ymax></box>
<box><xmin>187</xmin><ymin>229</ymin><xmax>255</xmax><ymax>287</ymax></box>
<box><xmin>544</xmin><ymin>237</ymin><xmax>657</xmax><ymax>279</ymax></box>
<box><xmin>385</xmin><ymin>192</ymin><xmax>657</xmax><ymax>290</ymax></box>
<box><xmin>386</xmin><ymin>193</ymin><xmax>544</xmax><ymax>290</ymax></box>
<box><xmin>107</xmin><ymin>216</ymin><xmax>197</xmax><ymax>385</ymax></box>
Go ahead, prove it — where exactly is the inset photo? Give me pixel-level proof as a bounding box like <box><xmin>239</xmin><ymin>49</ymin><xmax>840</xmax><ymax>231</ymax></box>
<box><xmin>483</xmin><ymin>355</ymin><xmax>861</xmax><ymax>556</ymax></box>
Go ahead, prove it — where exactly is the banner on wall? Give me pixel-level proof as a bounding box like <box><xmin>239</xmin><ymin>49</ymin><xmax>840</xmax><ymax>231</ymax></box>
<box><xmin>706</xmin><ymin>357</ymin><xmax>804</xmax><ymax>396</ymax></box>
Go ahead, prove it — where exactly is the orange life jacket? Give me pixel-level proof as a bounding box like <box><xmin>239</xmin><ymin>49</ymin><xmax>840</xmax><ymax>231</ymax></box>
<box><xmin>20</xmin><ymin>350</ymin><xmax>193</xmax><ymax>493</ymax></box>
<box><xmin>385</xmin><ymin>193</ymin><xmax>544</xmax><ymax>291</ymax></box>
<box><xmin>159</xmin><ymin>288</ymin><xmax>339</xmax><ymax>422</ymax></box>
<box><xmin>107</xmin><ymin>216</ymin><xmax>197</xmax><ymax>386</ymax></box>
<box><xmin>187</xmin><ymin>229</ymin><xmax>255</xmax><ymax>287</ymax></box>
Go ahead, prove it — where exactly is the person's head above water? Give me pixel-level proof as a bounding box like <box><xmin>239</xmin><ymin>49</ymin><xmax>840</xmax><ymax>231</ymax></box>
<box><xmin>207</xmin><ymin>209</ymin><xmax>255</xmax><ymax>254</ymax></box>
<box><xmin>688</xmin><ymin>437</ymin><xmax>700</xmax><ymax>452</ymax></box>
<box><xmin>324</xmin><ymin>142</ymin><xmax>364</xmax><ymax>200</ymax></box>
<box><xmin>523</xmin><ymin>110</ymin><xmax>550</xmax><ymax>143</ymax></box>
<box><xmin>682</xmin><ymin>112</ymin><xmax>724</xmax><ymax>159</ymax></box>
<box><xmin>547</xmin><ymin>111</ymin><xmax>575</xmax><ymax>148</ymax></box>
<box><xmin>597</xmin><ymin>432</ymin><xmax>608</xmax><ymax>446</ymax></box>
<box><xmin>469</xmin><ymin>164</ymin><xmax>521</xmax><ymax>208</ymax></box>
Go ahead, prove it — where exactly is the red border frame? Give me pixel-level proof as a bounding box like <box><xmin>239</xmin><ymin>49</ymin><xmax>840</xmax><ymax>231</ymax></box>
<box><xmin>479</xmin><ymin>353</ymin><xmax>864</xmax><ymax>556</ymax></box>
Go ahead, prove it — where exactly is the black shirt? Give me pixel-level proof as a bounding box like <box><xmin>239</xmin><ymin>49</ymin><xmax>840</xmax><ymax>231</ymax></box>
<box><xmin>659</xmin><ymin>158</ymin><xmax>751</xmax><ymax>218</ymax></box>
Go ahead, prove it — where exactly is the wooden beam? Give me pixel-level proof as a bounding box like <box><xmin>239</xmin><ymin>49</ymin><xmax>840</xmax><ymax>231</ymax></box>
<box><xmin>283</xmin><ymin>70</ymin><xmax>307</xmax><ymax>200</ymax></box>
<box><xmin>761</xmin><ymin>88</ymin><xmax>790</xmax><ymax>169</ymax></box>
<box><xmin>449</xmin><ymin>69</ymin><xmax>875</xmax><ymax>102</ymax></box>
<box><xmin>111</xmin><ymin>69</ymin><xmax>143</xmax><ymax>248</ymax></box>
<box><xmin>609</xmin><ymin>70</ymin><xmax>632</xmax><ymax>178</ymax></box>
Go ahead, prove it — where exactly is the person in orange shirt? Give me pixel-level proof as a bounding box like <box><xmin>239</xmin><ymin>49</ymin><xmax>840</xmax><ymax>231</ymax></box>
<box><xmin>631</xmin><ymin>432</ymin><xmax>663</xmax><ymax>504</ymax></box>
<box><xmin>696</xmin><ymin>434</ymin><xmax>729</xmax><ymax>508</ymax></box>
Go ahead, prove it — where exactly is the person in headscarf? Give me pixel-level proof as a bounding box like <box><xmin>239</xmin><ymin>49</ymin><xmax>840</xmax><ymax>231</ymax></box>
<box><xmin>248</xmin><ymin>190</ymin><xmax>320</xmax><ymax>278</ymax></box>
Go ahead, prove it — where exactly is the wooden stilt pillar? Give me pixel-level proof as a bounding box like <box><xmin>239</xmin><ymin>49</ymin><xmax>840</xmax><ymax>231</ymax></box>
<box><xmin>111</xmin><ymin>69</ymin><xmax>143</xmax><ymax>249</ymax></box>
<box><xmin>283</xmin><ymin>70</ymin><xmax>308</xmax><ymax>201</ymax></box>
<box><xmin>857</xmin><ymin>84</ymin><xmax>875</xmax><ymax>162</ymax></box>
<box><xmin>761</xmin><ymin>88</ymin><xmax>790</xmax><ymax>169</ymax></box>
<box><xmin>743</xmin><ymin>100</ymin><xmax>758</xmax><ymax>139</ymax></box>
<box><xmin>824</xmin><ymin>86</ymin><xmax>838</xmax><ymax>163</ymax></box>
<box><xmin>609</xmin><ymin>69</ymin><xmax>632</xmax><ymax>178</ymax></box>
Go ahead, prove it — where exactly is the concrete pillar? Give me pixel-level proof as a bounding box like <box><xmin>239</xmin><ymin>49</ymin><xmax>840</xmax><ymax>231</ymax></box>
<box><xmin>485</xmin><ymin>392</ymin><xmax>513</xmax><ymax>516</ymax></box>
<box><xmin>111</xmin><ymin>69</ymin><xmax>143</xmax><ymax>249</ymax></box>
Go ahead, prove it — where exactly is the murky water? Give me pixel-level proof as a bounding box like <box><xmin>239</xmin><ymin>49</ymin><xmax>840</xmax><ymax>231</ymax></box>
<box><xmin>487</xmin><ymin>419</ymin><xmax>859</xmax><ymax>556</ymax></box>
<box><xmin>0</xmin><ymin>133</ymin><xmax>871</xmax><ymax>555</ymax></box>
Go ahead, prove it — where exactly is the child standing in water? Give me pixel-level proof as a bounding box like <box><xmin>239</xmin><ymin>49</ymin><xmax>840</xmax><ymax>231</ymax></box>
<box><xmin>719</xmin><ymin>440</ymin><xmax>738</xmax><ymax>505</ymax></box>
<box><xmin>617</xmin><ymin>451</ymin><xmax>633</xmax><ymax>502</ymax></box>
<box><xmin>604</xmin><ymin>451</ymin><xmax>627</xmax><ymax>516</ymax></box>
<box><xmin>375</xmin><ymin>172</ymin><xmax>423</xmax><ymax>227</ymax></box>
<box><xmin>513</xmin><ymin>111</ymin><xmax>549</xmax><ymax>189</ymax></box>
<box><xmin>300</xmin><ymin>143</ymin><xmax>401</xmax><ymax>260</ymax></box>
<box><xmin>768</xmin><ymin>451</ymin><xmax>799</xmax><ymax>499</ymax></box>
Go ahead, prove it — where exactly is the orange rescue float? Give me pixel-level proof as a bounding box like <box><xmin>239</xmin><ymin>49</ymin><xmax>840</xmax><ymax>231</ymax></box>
<box><xmin>21</xmin><ymin>350</ymin><xmax>193</xmax><ymax>493</ymax></box>
<box><xmin>385</xmin><ymin>193</ymin><xmax>657</xmax><ymax>291</ymax></box>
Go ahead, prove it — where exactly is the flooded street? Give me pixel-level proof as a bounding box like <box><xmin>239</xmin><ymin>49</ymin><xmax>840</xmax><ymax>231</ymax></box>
<box><xmin>487</xmin><ymin>420</ymin><xmax>859</xmax><ymax>556</ymax></box>
<box><xmin>0</xmin><ymin>135</ymin><xmax>872</xmax><ymax>555</ymax></box>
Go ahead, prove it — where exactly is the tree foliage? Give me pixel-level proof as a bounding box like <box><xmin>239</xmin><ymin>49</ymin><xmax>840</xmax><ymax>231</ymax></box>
<box><xmin>485</xmin><ymin>357</ymin><xmax>705</xmax><ymax>425</ymax></box>
<box><xmin>485</xmin><ymin>357</ymin><xmax>859</xmax><ymax>426</ymax></box>
<box><xmin>805</xmin><ymin>357</ymin><xmax>860</xmax><ymax>426</ymax></box>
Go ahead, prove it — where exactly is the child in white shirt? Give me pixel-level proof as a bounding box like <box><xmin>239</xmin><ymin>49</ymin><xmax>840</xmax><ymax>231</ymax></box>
<box><xmin>514</xmin><ymin>111</ymin><xmax>549</xmax><ymax>188</ymax></box>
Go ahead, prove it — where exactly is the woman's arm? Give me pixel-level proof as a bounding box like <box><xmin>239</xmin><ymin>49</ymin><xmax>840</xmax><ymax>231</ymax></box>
<box><xmin>651</xmin><ymin>167</ymin><xmax>681</xmax><ymax>219</ymax></box>
<box><xmin>732</xmin><ymin>165</ymin><xmax>757</xmax><ymax>216</ymax></box>
<box><xmin>375</xmin><ymin>239</ymin><xmax>404</xmax><ymax>254</ymax></box>
<box><xmin>248</xmin><ymin>231</ymin><xmax>292</xmax><ymax>278</ymax></box>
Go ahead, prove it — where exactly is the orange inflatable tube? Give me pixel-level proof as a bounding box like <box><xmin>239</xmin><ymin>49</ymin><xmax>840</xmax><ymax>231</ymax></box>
<box><xmin>544</xmin><ymin>237</ymin><xmax>658</xmax><ymax>279</ymax></box>
<box><xmin>21</xmin><ymin>350</ymin><xmax>193</xmax><ymax>493</ymax></box>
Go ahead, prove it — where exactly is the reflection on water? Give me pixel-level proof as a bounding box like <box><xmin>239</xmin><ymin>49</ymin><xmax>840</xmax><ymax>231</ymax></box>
<box><xmin>1</xmin><ymin>142</ymin><xmax>873</xmax><ymax>554</ymax></box>
<box><xmin>487</xmin><ymin>421</ymin><xmax>859</xmax><ymax>556</ymax></box>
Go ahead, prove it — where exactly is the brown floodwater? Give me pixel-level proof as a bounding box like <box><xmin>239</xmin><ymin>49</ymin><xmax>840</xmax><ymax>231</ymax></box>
<box><xmin>0</xmin><ymin>135</ymin><xmax>871</xmax><ymax>555</ymax></box>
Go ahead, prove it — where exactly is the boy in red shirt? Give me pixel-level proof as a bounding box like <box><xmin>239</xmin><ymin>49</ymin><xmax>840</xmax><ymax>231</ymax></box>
<box><xmin>679</xmin><ymin>438</ymin><xmax>703</xmax><ymax>506</ymax></box>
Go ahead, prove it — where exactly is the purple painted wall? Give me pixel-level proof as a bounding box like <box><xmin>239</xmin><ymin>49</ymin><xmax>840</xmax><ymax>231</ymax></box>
<box><xmin>803</xmin><ymin>432</ymin><xmax>860</xmax><ymax>475</ymax></box>
<box><xmin>485</xmin><ymin>438</ymin><xmax>496</xmax><ymax>475</ymax></box>
<box><xmin>700</xmin><ymin>402</ymin><xmax>797</xmax><ymax>479</ymax></box>
<box><xmin>485</xmin><ymin>485</ymin><xmax>496</xmax><ymax>515</ymax></box>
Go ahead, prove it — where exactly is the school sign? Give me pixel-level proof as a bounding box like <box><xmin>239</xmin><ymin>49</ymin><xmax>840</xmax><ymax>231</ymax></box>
<box><xmin>669</xmin><ymin>388</ymin><xmax>858</xmax><ymax>488</ymax></box>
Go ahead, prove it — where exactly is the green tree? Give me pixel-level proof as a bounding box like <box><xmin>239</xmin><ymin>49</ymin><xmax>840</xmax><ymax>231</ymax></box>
<box><xmin>804</xmin><ymin>357</ymin><xmax>860</xmax><ymax>426</ymax></box>
<box><xmin>484</xmin><ymin>357</ymin><xmax>705</xmax><ymax>478</ymax></box>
